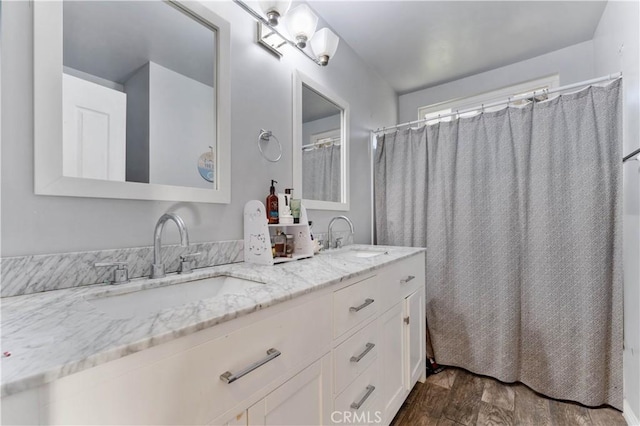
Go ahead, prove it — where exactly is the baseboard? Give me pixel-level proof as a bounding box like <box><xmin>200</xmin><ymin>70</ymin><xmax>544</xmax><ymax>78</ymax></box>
<box><xmin>624</xmin><ymin>399</ymin><xmax>640</xmax><ymax>425</ymax></box>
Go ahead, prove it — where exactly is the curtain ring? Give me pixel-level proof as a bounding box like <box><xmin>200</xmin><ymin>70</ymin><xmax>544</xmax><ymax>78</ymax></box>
<box><xmin>257</xmin><ymin>129</ymin><xmax>282</xmax><ymax>162</ymax></box>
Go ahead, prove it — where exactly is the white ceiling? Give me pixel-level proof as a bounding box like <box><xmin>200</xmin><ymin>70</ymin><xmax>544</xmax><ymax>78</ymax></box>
<box><xmin>309</xmin><ymin>1</ymin><xmax>607</xmax><ymax>94</ymax></box>
<box><xmin>63</xmin><ymin>1</ymin><xmax>215</xmax><ymax>87</ymax></box>
<box><xmin>303</xmin><ymin>85</ymin><xmax>342</xmax><ymax>122</ymax></box>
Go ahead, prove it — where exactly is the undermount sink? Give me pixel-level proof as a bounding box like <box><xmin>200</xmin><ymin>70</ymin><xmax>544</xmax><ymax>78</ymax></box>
<box><xmin>87</xmin><ymin>275</ymin><xmax>264</xmax><ymax>319</ymax></box>
<box><xmin>352</xmin><ymin>251</ymin><xmax>385</xmax><ymax>258</ymax></box>
<box><xmin>325</xmin><ymin>247</ymin><xmax>389</xmax><ymax>258</ymax></box>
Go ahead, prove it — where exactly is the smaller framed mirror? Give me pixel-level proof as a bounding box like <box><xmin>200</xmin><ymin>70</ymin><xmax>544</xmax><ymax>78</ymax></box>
<box><xmin>293</xmin><ymin>71</ymin><xmax>349</xmax><ymax>211</ymax></box>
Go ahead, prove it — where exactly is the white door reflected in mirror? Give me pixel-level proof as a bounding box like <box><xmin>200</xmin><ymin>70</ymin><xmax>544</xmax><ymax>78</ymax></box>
<box><xmin>62</xmin><ymin>74</ymin><xmax>127</xmax><ymax>181</ymax></box>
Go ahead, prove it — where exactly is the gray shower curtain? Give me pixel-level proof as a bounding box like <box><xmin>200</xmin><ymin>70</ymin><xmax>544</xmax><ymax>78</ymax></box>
<box><xmin>375</xmin><ymin>80</ymin><xmax>622</xmax><ymax>409</ymax></box>
<box><xmin>303</xmin><ymin>145</ymin><xmax>341</xmax><ymax>202</ymax></box>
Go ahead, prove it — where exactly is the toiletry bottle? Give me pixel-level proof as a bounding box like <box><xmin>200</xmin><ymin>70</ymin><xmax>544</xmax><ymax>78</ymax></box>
<box><xmin>289</xmin><ymin>189</ymin><xmax>301</xmax><ymax>224</ymax></box>
<box><xmin>278</xmin><ymin>188</ymin><xmax>294</xmax><ymax>224</ymax></box>
<box><xmin>286</xmin><ymin>234</ymin><xmax>294</xmax><ymax>258</ymax></box>
<box><xmin>274</xmin><ymin>229</ymin><xmax>286</xmax><ymax>257</ymax></box>
<box><xmin>266</xmin><ymin>180</ymin><xmax>279</xmax><ymax>224</ymax></box>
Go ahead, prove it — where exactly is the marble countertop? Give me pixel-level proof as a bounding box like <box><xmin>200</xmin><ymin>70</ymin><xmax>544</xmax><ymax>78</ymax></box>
<box><xmin>0</xmin><ymin>244</ymin><xmax>424</xmax><ymax>397</ymax></box>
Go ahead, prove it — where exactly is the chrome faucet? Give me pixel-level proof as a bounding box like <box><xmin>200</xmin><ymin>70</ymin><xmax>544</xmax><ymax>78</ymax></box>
<box><xmin>328</xmin><ymin>216</ymin><xmax>355</xmax><ymax>249</ymax></box>
<box><xmin>151</xmin><ymin>213</ymin><xmax>189</xmax><ymax>279</ymax></box>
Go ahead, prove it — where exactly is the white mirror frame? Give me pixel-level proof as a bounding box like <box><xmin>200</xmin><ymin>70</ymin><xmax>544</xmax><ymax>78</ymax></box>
<box><xmin>293</xmin><ymin>71</ymin><xmax>350</xmax><ymax>211</ymax></box>
<box><xmin>34</xmin><ymin>1</ymin><xmax>231</xmax><ymax>203</ymax></box>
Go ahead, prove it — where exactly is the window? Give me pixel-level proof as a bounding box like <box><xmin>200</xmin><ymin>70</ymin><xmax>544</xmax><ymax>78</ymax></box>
<box><xmin>417</xmin><ymin>75</ymin><xmax>560</xmax><ymax>125</ymax></box>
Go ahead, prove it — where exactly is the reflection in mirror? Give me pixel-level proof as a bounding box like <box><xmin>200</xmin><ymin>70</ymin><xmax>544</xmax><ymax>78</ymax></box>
<box><xmin>293</xmin><ymin>71</ymin><xmax>349</xmax><ymax>211</ymax></box>
<box><xmin>301</xmin><ymin>85</ymin><xmax>342</xmax><ymax>202</ymax></box>
<box><xmin>62</xmin><ymin>1</ymin><xmax>216</xmax><ymax>189</ymax></box>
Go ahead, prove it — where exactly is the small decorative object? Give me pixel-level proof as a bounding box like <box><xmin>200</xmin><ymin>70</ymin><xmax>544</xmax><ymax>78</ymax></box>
<box><xmin>198</xmin><ymin>147</ymin><xmax>215</xmax><ymax>183</ymax></box>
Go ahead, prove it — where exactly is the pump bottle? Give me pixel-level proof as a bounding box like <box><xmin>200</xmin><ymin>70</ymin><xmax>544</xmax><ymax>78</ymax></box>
<box><xmin>266</xmin><ymin>180</ymin><xmax>279</xmax><ymax>224</ymax></box>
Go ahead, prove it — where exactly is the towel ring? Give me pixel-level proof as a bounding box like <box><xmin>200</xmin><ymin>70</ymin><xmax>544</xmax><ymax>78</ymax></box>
<box><xmin>257</xmin><ymin>129</ymin><xmax>282</xmax><ymax>163</ymax></box>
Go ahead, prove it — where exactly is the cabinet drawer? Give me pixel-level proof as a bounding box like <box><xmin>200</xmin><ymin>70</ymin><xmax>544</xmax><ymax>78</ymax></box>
<box><xmin>333</xmin><ymin>319</ymin><xmax>378</xmax><ymax>395</ymax></box>
<box><xmin>333</xmin><ymin>275</ymin><xmax>378</xmax><ymax>338</ymax></box>
<box><xmin>44</xmin><ymin>295</ymin><xmax>332</xmax><ymax>425</ymax></box>
<box><xmin>333</xmin><ymin>360</ymin><xmax>381</xmax><ymax>424</ymax></box>
<box><xmin>378</xmin><ymin>254</ymin><xmax>424</xmax><ymax>312</ymax></box>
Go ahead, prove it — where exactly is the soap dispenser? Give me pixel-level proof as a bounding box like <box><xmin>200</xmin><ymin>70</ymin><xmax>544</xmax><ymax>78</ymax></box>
<box><xmin>266</xmin><ymin>180</ymin><xmax>279</xmax><ymax>224</ymax></box>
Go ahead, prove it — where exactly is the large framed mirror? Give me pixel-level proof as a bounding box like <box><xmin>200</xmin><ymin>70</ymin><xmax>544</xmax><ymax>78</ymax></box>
<box><xmin>34</xmin><ymin>1</ymin><xmax>230</xmax><ymax>203</ymax></box>
<box><xmin>293</xmin><ymin>71</ymin><xmax>349</xmax><ymax>211</ymax></box>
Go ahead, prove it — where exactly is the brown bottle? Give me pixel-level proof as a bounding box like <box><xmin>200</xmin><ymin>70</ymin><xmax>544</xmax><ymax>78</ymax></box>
<box><xmin>266</xmin><ymin>180</ymin><xmax>279</xmax><ymax>224</ymax></box>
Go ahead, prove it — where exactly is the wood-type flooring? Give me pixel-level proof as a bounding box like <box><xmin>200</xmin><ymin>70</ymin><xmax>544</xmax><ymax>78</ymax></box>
<box><xmin>390</xmin><ymin>367</ymin><xmax>626</xmax><ymax>426</ymax></box>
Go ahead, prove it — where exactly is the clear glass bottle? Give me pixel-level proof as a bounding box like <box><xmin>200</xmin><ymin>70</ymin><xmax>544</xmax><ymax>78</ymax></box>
<box><xmin>274</xmin><ymin>229</ymin><xmax>286</xmax><ymax>257</ymax></box>
<box><xmin>285</xmin><ymin>234</ymin><xmax>294</xmax><ymax>257</ymax></box>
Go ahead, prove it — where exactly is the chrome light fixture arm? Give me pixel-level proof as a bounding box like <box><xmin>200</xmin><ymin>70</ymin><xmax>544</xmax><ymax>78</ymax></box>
<box><xmin>232</xmin><ymin>0</ymin><xmax>327</xmax><ymax>66</ymax></box>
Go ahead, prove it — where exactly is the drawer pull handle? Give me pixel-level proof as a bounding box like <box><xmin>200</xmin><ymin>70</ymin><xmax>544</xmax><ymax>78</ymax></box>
<box><xmin>220</xmin><ymin>348</ymin><xmax>281</xmax><ymax>384</ymax></box>
<box><xmin>350</xmin><ymin>298</ymin><xmax>374</xmax><ymax>313</ymax></box>
<box><xmin>350</xmin><ymin>343</ymin><xmax>375</xmax><ymax>363</ymax></box>
<box><xmin>400</xmin><ymin>275</ymin><xmax>415</xmax><ymax>284</ymax></box>
<box><xmin>350</xmin><ymin>385</ymin><xmax>376</xmax><ymax>410</ymax></box>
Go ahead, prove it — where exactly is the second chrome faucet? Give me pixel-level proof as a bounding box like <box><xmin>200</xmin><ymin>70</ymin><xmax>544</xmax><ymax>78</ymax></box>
<box><xmin>151</xmin><ymin>213</ymin><xmax>190</xmax><ymax>279</ymax></box>
<box><xmin>328</xmin><ymin>216</ymin><xmax>354</xmax><ymax>249</ymax></box>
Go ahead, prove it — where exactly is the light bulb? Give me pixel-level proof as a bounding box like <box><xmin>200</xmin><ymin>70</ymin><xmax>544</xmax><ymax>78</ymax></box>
<box><xmin>259</xmin><ymin>0</ymin><xmax>291</xmax><ymax>26</ymax></box>
<box><xmin>285</xmin><ymin>4</ymin><xmax>318</xmax><ymax>49</ymax></box>
<box><xmin>310</xmin><ymin>28</ymin><xmax>339</xmax><ymax>66</ymax></box>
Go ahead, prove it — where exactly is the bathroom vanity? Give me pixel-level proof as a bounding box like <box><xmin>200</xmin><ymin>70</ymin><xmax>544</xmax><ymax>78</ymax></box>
<box><xmin>1</xmin><ymin>246</ymin><xmax>425</xmax><ymax>425</ymax></box>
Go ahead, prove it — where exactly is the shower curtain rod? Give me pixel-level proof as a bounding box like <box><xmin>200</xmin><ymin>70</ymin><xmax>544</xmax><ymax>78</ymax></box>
<box><xmin>623</xmin><ymin>147</ymin><xmax>640</xmax><ymax>163</ymax></box>
<box><xmin>374</xmin><ymin>72</ymin><xmax>622</xmax><ymax>135</ymax></box>
<box><xmin>302</xmin><ymin>138</ymin><xmax>341</xmax><ymax>149</ymax></box>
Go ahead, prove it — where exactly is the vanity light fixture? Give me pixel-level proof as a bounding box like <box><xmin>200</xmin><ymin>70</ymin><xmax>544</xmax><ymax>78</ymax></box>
<box><xmin>233</xmin><ymin>0</ymin><xmax>339</xmax><ymax>66</ymax></box>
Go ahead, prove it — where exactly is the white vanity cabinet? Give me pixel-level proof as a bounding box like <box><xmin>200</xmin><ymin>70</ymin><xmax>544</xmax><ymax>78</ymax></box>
<box><xmin>2</xmin><ymin>251</ymin><xmax>425</xmax><ymax>426</ymax></box>
<box><xmin>327</xmin><ymin>253</ymin><xmax>425</xmax><ymax>425</ymax></box>
<box><xmin>377</xmin><ymin>254</ymin><xmax>426</xmax><ymax>424</ymax></box>
<box><xmin>26</xmin><ymin>294</ymin><xmax>333</xmax><ymax>426</ymax></box>
<box><xmin>245</xmin><ymin>354</ymin><xmax>332</xmax><ymax>426</ymax></box>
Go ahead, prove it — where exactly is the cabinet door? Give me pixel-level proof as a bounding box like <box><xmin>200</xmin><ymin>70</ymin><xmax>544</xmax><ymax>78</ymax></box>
<box><xmin>405</xmin><ymin>288</ymin><xmax>425</xmax><ymax>389</ymax></box>
<box><xmin>247</xmin><ymin>354</ymin><xmax>331</xmax><ymax>426</ymax></box>
<box><xmin>217</xmin><ymin>411</ymin><xmax>248</xmax><ymax>426</ymax></box>
<box><xmin>378</xmin><ymin>302</ymin><xmax>406</xmax><ymax>420</ymax></box>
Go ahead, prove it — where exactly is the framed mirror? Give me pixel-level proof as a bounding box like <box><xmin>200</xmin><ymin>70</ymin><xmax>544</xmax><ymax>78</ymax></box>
<box><xmin>293</xmin><ymin>71</ymin><xmax>350</xmax><ymax>211</ymax></box>
<box><xmin>34</xmin><ymin>1</ymin><xmax>230</xmax><ymax>203</ymax></box>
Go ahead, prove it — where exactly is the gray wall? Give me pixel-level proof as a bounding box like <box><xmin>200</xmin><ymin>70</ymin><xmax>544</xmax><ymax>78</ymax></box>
<box><xmin>593</xmin><ymin>0</ymin><xmax>640</xmax><ymax>419</ymax></box>
<box><xmin>302</xmin><ymin>114</ymin><xmax>341</xmax><ymax>149</ymax></box>
<box><xmin>398</xmin><ymin>40</ymin><xmax>595</xmax><ymax>123</ymax></box>
<box><xmin>125</xmin><ymin>63</ymin><xmax>151</xmax><ymax>184</ymax></box>
<box><xmin>148</xmin><ymin>62</ymin><xmax>214</xmax><ymax>189</ymax></box>
<box><xmin>0</xmin><ymin>1</ymin><xmax>396</xmax><ymax>256</ymax></box>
